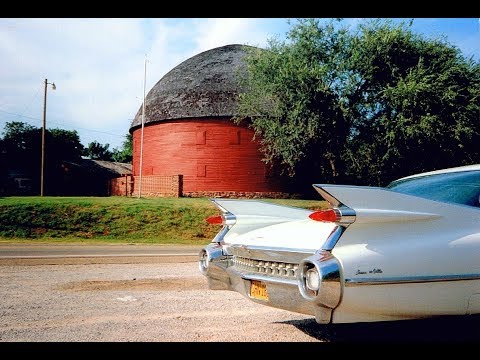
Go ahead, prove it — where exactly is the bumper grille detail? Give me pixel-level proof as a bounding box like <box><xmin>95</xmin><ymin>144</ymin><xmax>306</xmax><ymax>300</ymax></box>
<box><xmin>233</xmin><ymin>256</ymin><xmax>299</xmax><ymax>279</ymax></box>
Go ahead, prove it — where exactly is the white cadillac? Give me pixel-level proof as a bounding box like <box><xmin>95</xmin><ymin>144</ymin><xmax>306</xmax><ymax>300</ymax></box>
<box><xmin>198</xmin><ymin>164</ymin><xmax>480</xmax><ymax>324</ymax></box>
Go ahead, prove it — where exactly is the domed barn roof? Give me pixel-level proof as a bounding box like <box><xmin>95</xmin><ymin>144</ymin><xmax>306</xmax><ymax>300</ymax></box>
<box><xmin>130</xmin><ymin>44</ymin><xmax>258</xmax><ymax>131</ymax></box>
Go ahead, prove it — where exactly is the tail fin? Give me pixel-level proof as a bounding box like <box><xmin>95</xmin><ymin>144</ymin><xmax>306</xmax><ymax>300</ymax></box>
<box><xmin>313</xmin><ymin>184</ymin><xmax>442</xmax><ymax>224</ymax></box>
<box><xmin>209</xmin><ymin>199</ymin><xmax>312</xmax><ymax>240</ymax></box>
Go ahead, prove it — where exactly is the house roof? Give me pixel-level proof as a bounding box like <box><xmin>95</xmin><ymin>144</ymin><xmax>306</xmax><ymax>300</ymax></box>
<box><xmin>64</xmin><ymin>159</ymin><xmax>132</xmax><ymax>177</ymax></box>
<box><xmin>90</xmin><ymin>160</ymin><xmax>132</xmax><ymax>175</ymax></box>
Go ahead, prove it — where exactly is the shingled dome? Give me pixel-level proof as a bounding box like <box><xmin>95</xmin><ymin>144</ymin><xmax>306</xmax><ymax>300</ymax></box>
<box><xmin>130</xmin><ymin>44</ymin><xmax>255</xmax><ymax>130</ymax></box>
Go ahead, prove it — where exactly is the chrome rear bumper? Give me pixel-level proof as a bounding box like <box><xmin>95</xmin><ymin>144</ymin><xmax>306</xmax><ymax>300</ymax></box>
<box><xmin>199</xmin><ymin>242</ymin><xmax>343</xmax><ymax>324</ymax></box>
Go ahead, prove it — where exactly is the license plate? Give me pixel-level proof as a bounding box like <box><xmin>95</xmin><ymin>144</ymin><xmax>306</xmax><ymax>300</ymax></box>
<box><xmin>250</xmin><ymin>280</ymin><xmax>269</xmax><ymax>301</ymax></box>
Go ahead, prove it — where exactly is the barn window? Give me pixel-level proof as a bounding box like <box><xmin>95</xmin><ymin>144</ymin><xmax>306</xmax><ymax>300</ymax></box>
<box><xmin>197</xmin><ymin>164</ymin><xmax>206</xmax><ymax>177</ymax></box>
<box><xmin>229</xmin><ymin>130</ymin><xmax>241</xmax><ymax>145</ymax></box>
<box><xmin>196</xmin><ymin>131</ymin><xmax>206</xmax><ymax>145</ymax></box>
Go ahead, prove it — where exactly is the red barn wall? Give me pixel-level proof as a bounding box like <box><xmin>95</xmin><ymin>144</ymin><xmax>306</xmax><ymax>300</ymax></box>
<box><xmin>132</xmin><ymin>118</ymin><xmax>285</xmax><ymax>195</ymax></box>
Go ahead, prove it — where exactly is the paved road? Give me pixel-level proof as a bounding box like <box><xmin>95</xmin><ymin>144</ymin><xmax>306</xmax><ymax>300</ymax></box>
<box><xmin>0</xmin><ymin>243</ymin><xmax>204</xmax><ymax>266</ymax></box>
<box><xmin>0</xmin><ymin>243</ymin><xmax>203</xmax><ymax>258</ymax></box>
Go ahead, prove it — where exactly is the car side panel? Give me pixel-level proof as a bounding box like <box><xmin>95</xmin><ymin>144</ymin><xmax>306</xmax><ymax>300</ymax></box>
<box><xmin>332</xmin><ymin>281</ymin><xmax>480</xmax><ymax>323</ymax></box>
<box><xmin>330</xmin><ymin>201</ymin><xmax>480</xmax><ymax>322</ymax></box>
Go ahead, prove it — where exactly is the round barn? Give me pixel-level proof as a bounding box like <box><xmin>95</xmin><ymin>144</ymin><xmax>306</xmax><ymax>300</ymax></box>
<box><xmin>129</xmin><ymin>44</ymin><xmax>288</xmax><ymax>198</ymax></box>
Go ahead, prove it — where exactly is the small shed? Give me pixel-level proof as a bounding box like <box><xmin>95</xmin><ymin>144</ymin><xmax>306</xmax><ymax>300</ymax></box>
<box><xmin>61</xmin><ymin>159</ymin><xmax>132</xmax><ymax>196</ymax></box>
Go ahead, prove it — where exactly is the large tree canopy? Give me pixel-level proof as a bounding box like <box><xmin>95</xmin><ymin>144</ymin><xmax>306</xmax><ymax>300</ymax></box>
<box><xmin>1</xmin><ymin>121</ymin><xmax>84</xmax><ymax>168</ymax></box>
<box><xmin>83</xmin><ymin>140</ymin><xmax>113</xmax><ymax>161</ymax></box>
<box><xmin>111</xmin><ymin>134</ymin><xmax>132</xmax><ymax>163</ymax></box>
<box><xmin>347</xmin><ymin>19</ymin><xmax>480</xmax><ymax>185</ymax></box>
<box><xmin>83</xmin><ymin>135</ymin><xmax>132</xmax><ymax>162</ymax></box>
<box><xmin>0</xmin><ymin>121</ymin><xmax>84</xmax><ymax>194</ymax></box>
<box><xmin>235</xmin><ymin>19</ymin><xmax>352</xmax><ymax>190</ymax></box>
<box><xmin>235</xmin><ymin>18</ymin><xmax>480</xmax><ymax>192</ymax></box>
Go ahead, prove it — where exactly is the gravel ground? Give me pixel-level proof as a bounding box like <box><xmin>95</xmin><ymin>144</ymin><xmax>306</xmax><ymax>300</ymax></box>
<box><xmin>0</xmin><ymin>260</ymin><xmax>316</xmax><ymax>342</ymax></box>
<box><xmin>1</xmin><ymin>258</ymin><xmax>480</xmax><ymax>343</ymax></box>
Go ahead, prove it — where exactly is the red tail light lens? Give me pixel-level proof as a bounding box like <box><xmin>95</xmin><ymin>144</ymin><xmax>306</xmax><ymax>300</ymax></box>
<box><xmin>309</xmin><ymin>209</ymin><xmax>338</xmax><ymax>222</ymax></box>
<box><xmin>206</xmin><ymin>215</ymin><xmax>223</xmax><ymax>225</ymax></box>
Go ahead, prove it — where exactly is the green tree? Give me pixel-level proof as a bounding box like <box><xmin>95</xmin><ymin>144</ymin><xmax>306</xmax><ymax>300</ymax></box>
<box><xmin>0</xmin><ymin>122</ymin><xmax>40</xmax><ymax>193</ymax></box>
<box><xmin>111</xmin><ymin>134</ymin><xmax>132</xmax><ymax>163</ymax></box>
<box><xmin>83</xmin><ymin>140</ymin><xmax>113</xmax><ymax>161</ymax></box>
<box><xmin>346</xmin><ymin>19</ymin><xmax>480</xmax><ymax>185</ymax></box>
<box><xmin>49</xmin><ymin>128</ymin><xmax>85</xmax><ymax>162</ymax></box>
<box><xmin>1</xmin><ymin>121</ymin><xmax>37</xmax><ymax>151</ymax></box>
<box><xmin>235</xmin><ymin>19</ymin><xmax>351</xmax><ymax>193</ymax></box>
<box><xmin>235</xmin><ymin>18</ymin><xmax>480</xmax><ymax>191</ymax></box>
<box><xmin>0</xmin><ymin>121</ymin><xmax>84</xmax><ymax>194</ymax></box>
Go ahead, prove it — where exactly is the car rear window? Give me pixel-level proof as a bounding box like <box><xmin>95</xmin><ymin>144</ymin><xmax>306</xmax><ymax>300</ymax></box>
<box><xmin>386</xmin><ymin>170</ymin><xmax>480</xmax><ymax>208</ymax></box>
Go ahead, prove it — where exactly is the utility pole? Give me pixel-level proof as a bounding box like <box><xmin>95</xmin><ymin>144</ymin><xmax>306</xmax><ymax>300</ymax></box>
<box><xmin>138</xmin><ymin>56</ymin><xmax>147</xmax><ymax>198</ymax></box>
<box><xmin>41</xmin><ymin>79</ymin><xmax>56</xmax><ymax>196</ymax></box>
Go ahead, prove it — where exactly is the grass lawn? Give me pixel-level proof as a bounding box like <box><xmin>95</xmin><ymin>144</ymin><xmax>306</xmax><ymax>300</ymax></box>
<box><xmin>0</xmin><ymin>196</ymin><xmax>328</xmax><ymax>245</ymax></box>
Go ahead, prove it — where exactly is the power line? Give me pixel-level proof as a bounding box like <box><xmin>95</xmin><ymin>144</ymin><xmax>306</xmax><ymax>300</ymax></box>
<box><xmin>0</xmin><ymin>109</ymin><xmax>41</xmax><ymax>122</ymax></box>
<box><xmin>18</xmin><ymin>84</ymin><xmax>42</xmax><ymax>120</ymax></box>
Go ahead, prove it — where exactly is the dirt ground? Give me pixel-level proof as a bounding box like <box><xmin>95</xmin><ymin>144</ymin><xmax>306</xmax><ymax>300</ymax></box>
<box><xmin>1</xmin><ymin>256</ymin><xmax>480</xmax><ymax>344</ymax></box>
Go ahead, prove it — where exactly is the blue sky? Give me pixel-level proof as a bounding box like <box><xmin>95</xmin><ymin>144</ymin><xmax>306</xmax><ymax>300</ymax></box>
<box><xmin>0</xmin><ymin>18</ymin><xmax>478</xmax><ymax>151</ymax></box>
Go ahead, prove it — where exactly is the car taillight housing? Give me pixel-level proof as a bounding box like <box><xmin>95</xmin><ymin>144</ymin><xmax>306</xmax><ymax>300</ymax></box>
<box><xmin>309</xmin><ymin>209</ymin><xmax>339</xmax><ymax>222</ymax></box>
<box><xmin>309</xmin><ymin>207</ymin><xmax>356</xmax><ymax>226</ymax></box>
<box><xmin>206</xmin><ymin>215</ymin><xmax>224</xmax><ymax>225</ymax></box>
<box><xmin>205</xmin><ymin>211</ymin><xmax>236</xmax><ymax>244</ymax></box>
<box><xmin>205</xmin><ymin>212</ymin><xmax>236</xmax><ymax>227</ymax></box>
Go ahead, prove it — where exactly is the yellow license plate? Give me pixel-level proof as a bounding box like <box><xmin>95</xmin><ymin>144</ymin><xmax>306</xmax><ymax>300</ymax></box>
<box><xmin>250</xmin><ymin>280</ymin><xmax>269</xmax><ymax>301</ymax></box>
